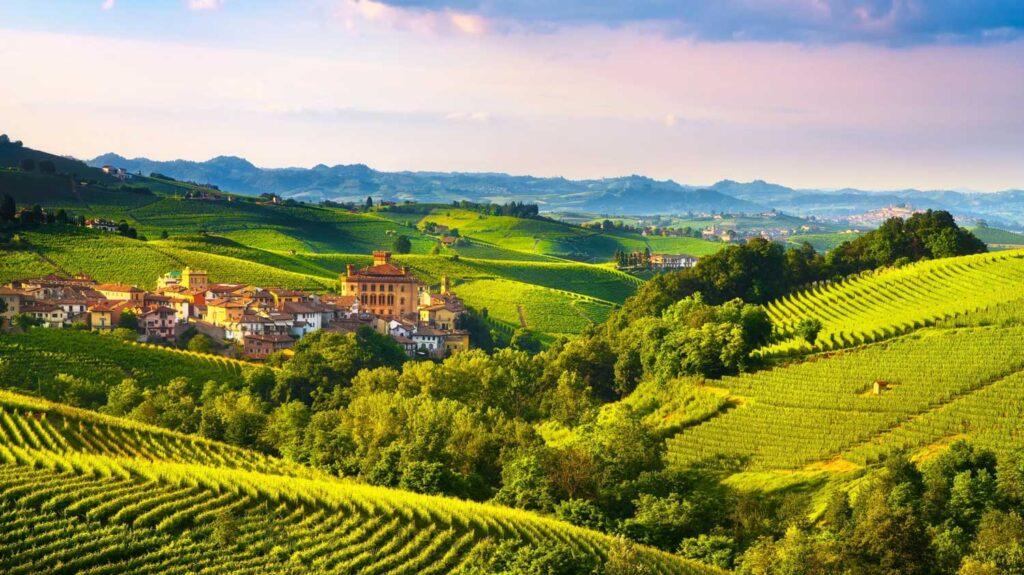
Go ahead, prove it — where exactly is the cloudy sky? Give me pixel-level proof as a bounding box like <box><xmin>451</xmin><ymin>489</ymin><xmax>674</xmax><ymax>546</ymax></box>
<box><xmin>1</xmin><ymin>0</ymin><xmax>1022</xmax><ymax>190</ymax></box>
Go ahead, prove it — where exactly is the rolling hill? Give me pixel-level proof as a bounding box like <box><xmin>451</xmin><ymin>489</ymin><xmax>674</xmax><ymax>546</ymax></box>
<box><xmin>0</xmin><ymin>386</ymin><xmax>719</xmax><ymax>575</ymax></box>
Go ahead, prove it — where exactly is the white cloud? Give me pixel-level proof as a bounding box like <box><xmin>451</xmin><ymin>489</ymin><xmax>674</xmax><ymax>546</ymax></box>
<box><xmin>444</xmin><ymin>111</ymin><xmax>491</xmax><ymax>123</ymax></box>
<box><xmin>340</xmin><ymin>0</ymin><xmax>488</xmax><ymax>36</ymax></box>
<box><xmin>186</xmin><ymin>0</ymin><xmax>223</xmax><ymax>11</ymax></box>
<box><xmin>101</xmin><ymin>0</ymin><xmax>115</xmax><ymax>11</ymax></box>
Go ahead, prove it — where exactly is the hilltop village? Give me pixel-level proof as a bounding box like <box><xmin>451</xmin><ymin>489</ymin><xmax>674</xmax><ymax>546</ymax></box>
<box><xmin>0</xmin><ymin>250</ymin><xmax>469</xmax><ymax>360</ymax></box>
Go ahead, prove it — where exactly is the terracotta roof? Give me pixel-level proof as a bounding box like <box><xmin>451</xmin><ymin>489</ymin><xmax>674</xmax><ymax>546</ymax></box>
<box><xmin>281</xmin><ymin>301</ymin><xmax>317</xmax><ymax>314</ymax></box>
<box><xmin>143</xmin><ymin>306</ymin><xmax>177</xmax><ymax>315</ymax></box>
<box><xmin>348</xmin><ymin>263</ymin><xmax>419</xmax><ymax>279</ymax></box>
<box><xmin>97</xmin><ymin>283</ymin><xmax>144</xmax><ymax>293</ymax></box>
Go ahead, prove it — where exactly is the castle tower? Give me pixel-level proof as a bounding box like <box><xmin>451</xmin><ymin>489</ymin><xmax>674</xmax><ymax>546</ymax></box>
<box><xmin>373</xmin><ymin>251</ymin><xmax>392</xmax><ymax>266</ymax></box>
<box><xmin>182</xmin><ymin>267</ymin><xmax>209</xmax><ymax>291</ymax></box>
<box><xmin>440</xmin><ymin>275</ymin><xmax>451</xmax><ymax>294</ymax></box>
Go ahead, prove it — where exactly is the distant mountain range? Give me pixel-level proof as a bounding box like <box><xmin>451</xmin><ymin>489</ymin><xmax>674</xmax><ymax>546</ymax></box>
<box><xmin>87</xmin><ymin>153</ymin><xmax>1024</xmax><ymax>227</ymax></box>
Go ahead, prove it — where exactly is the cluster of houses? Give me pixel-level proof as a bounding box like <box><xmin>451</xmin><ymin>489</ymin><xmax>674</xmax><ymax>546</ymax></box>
<box><xmin>0</xmin><ymin>251</ymin><xmax>470</xmax><ymax>361</ymax></box>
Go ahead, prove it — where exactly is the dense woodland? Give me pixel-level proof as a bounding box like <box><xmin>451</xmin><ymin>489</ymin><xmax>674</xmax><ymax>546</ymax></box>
<box><xmin>0</xmin><ymin>204</ymin><xmax>997</xmax><ymax>572</ymax></box>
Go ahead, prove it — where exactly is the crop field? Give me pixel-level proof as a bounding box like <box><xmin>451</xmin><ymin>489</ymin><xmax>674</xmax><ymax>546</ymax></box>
<box><xmin>665</xmin><ymin>327</ymin><xmax>1024</xmax><ymax>470</ymax></box>
<box><xmin>761</xmin><ymin>249</ymin><xmax>1024</xmax><ymax>355</ymax></box>
<box><xmin>454</xmin><ymin>279</ymin><xmax>615</xmax><ymax>335</ymax></box>
<box><xmin>0</xmin><ymin>387</ymin><xmax>718</xmax><ymax>575</ymax></box>
<box><xmin>0</xmin><ymin>329</ymin><xmax>252</xmax><ymax>393</ymax></box>
<box><xmin>641</xmin><ymin>235</ymin><xmax>723</xmax><ymax>256</ymax></box>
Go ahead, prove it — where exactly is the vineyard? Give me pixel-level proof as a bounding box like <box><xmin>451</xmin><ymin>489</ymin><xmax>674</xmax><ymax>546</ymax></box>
<box><xmin>0</xmin><ymin>387</ymin><xmax>719</xmax><ymax>575</ymax></box>
<box><xmin>761</xmin><ymin>249</ymin><xmax>1024</xmax><ymax>355</ymax></box>
<box><xmin>666</xmin><ymin>327</ymin><xmax>1024</xmax><ymax>470</ymax></box>
<box><xmin>454</xmin><ymin>279</ymin><xmax>616</xmax><ymax>336</ymax></box>
<box><xmin>0</xmin><ymin>330</ymin><xmax>253</xmax><ymax>392</ymax></box>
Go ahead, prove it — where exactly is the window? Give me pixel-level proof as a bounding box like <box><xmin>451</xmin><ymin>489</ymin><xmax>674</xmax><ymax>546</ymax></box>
<box><xmin>388</xmin><ymin>285</ymin><xmax>394</xmax><ymax>292</ymax></box>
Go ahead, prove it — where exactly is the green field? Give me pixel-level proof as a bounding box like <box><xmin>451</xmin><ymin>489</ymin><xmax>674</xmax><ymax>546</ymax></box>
<box><xmin>970</xmin><ymin>226</ymin><xmax>1024</xmax><ymax>248</ymax></box>
<box><xmin>0</xmin><ymin>386</ymin><xmax>718</xmax><ymax>575</ymax></box>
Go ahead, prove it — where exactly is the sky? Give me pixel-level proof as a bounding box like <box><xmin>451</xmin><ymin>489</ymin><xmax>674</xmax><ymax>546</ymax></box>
<box><xmin>0</xmin><ymin>0</ymin><xmax>1022</xmax><ymax>191</ymax></box>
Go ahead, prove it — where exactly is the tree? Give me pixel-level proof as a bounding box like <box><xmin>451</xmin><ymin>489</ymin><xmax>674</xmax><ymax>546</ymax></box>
<box><xmin>795</xmin><ymin>317</ymin><xmax>823</xmax><ymax>344</ymax></box>
<box><xmin>160</xmin><ymin>230</ymin><xmax>169</xmax><ymax>239</ymax></box>
<box><xmin>393</xmin><ymin>234</ymin><xmax>412</xmax><ymax>254</ymax></box>
<box><xmin>365</xmin><ymin>195</ymin><xmax>373</xmax><ymax>209</ymax></box>
<box><xmin>0</xmin><ymin>194</ymin><xmax>14</xmax><ymax>222</ymax></box>
<box><xmin>38</xmin><ymin>160</ymin><xmax>56</xmax><ymax>175</ymax></box>
<box><xmin>188</xmin><ymin>333</ymin><xmax>216</xmax><ymax>354</ymax></box>
<box><xmin>119</xmin><ymin>310</ymin><xmax>139</xmax><ymax>331</ymax></box>
<box><xmin>19</xmin><ymin>158</ymin><xmax>35</xmax><ymax>172</ymax></box>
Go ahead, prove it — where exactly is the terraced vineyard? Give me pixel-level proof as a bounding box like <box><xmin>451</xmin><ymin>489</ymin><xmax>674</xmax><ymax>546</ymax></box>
<box><xmin>0</xmin><ymin>388</ymin><xmax>719</xmax><ymax>575</ymax></box>
<box><xmin>761</xmin><ymin>249</ymin><xmax>1024</xmax><ymax>355</ymax></box>
<box><xmin>0</xmin><ymin>330</ymin><xmax>253</xmax><ymax>392</ymax></box>
<box><xmin>455</xmin><ymin>279</ymin><xmax>616</xmax><ymax>336</ymax></box>
<box><xmin>666</xmin><ymin>327</ymin><xmax>1024</xmax><ymax>470</ymax></box>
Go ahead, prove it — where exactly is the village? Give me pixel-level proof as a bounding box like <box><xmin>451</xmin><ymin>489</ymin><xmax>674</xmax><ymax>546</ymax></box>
<box><xmin>0</xmin><ymin>250</ymin><xmax>470</xmax><ymax>361</ymax></box>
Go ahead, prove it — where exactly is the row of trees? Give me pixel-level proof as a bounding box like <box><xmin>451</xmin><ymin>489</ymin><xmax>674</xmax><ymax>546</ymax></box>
<box><xmin>452</xmin><ymin>200</ymin><xmax>541</xmax><ymax>219</ymax></box>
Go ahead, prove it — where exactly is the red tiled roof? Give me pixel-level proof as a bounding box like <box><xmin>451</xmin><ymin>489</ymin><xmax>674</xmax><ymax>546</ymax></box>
<box><xmin>97</xmin><ymin>283</ymin><xmax>144</xmax><ymax>293</ymax></box>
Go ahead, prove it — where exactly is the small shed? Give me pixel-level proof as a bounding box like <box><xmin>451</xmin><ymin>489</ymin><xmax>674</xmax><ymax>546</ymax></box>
<box><xmin>873</xmin><ymin>380</ymin><xmax>890</xmax><ymax>395</ymax></box>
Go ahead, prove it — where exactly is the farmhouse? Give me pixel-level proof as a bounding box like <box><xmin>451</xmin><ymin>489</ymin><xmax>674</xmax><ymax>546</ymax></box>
<box><xmin>85</xmin><ymin>218</ymin><xmax>119</xmax><ymax>232</ymax></box>
<box><xmin>649</xmin><ymin>253</ymin><xmax>700</xmax><ymax>269</ymax></box>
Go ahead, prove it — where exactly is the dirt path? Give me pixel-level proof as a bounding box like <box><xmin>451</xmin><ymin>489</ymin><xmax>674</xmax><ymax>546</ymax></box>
<box><xmin>516</xmin><ymin>304</ymin><xmax>528</xmax><ymax>328</ymax></box>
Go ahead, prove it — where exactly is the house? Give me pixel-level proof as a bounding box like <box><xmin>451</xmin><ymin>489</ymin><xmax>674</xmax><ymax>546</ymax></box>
<box><xmin>444</xmin><ymin>331</ymin><xmax>471</xmax><ymax>355</ymax></box>
<box><xmin>21</xmin><ymin>302</ymin><xmax>67</xmax><ymax>328</ymax></box>
<box><xmin>392</xmin><ymin>334</ymin><xmax>418</xmax><ymax>356</ymax></box>
<box><xmin>244</xmin><ymin>334</ymin><xmax>295</xmax><ymax>360</ymax></box>
<box><xmin>410</xmin><ymin>324</ymin><xmax>446</xmax><ymax>357</ymax></box>
<box><xmin>96</xmin><ymin>284</ymin><xmax>145</xmax><ymax>303</ymax></box>
<box><xmin>205</xmin><ymin>299</ymin><xmax>249</xmax><ymax>328</ymax></box>
<box><xmin>281</xmin><ymin>301</ymin><xmax>322</xmax><ymax>335</ymax></box>
<box><xmin>88</xmin><ymin>303</ymin><xmax>115</xmax><ymax>332</ymax></box>
<box><xmin>0</xmin><ymin>287</ymin><xmax>22</xmax><ymax>321</ymax></box>
<box><xmin>649</xmin><ymin>253</ymin><xmax>699</xmax><ymax>269</ymax></box>
<box><xmin>340</xmin><ymin>251</ymin><xmax>425</xmax><ymax>319</ymax></box>
<box><xmin>419</xmin><ymin>303</ymin><xmax>463</xmax><ymax>331</ymax></box>
<box><xmin>268</xmin><ymin>288</ymin><xmax>307</xmax><ymax>307</ymax></box>
<box><xmin>141</xmin><ymin>306</ymin><xmax>178</xmax><ymax>341</ymax></box>
<box><xmin>205</xmin><ymin>282</ymin><xmax>247</xmax><ymax>300</ymax></box>
<box><xmin>440</xmin><ymin>235</ymin><xmax>458</xmax><ymax>247</ymax></box>
<box><xmin>100</xmin><ymin>165</ymin><xmax>128</xmax><ymax>180</ymax></box>
<box><xmin>85</xmin><ymin>218</ymin><xmax>119</xmax><ymax>232</ymax></box>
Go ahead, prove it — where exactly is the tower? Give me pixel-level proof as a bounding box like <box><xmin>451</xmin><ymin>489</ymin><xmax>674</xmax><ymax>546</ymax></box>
<box><xmin>182</xmin><ymin>267</ymin><xmax>208</xmax><ymax>292</ymax></box>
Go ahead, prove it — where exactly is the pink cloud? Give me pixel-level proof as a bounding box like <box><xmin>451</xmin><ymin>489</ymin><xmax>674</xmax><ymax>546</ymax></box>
<box><xmin>341</xmin><ymin>0</ymin><xmax>488</xmax><ymax>36</ymax></box>
<box><xmin>186</xmin><ymin>0</ymin><xmax>223</xmax><ymax>11</ymax></box>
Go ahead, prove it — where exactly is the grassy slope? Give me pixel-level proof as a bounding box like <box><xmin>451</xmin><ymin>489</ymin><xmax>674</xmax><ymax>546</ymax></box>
<box><xmin>970</xmin><ymin>226</ymin><xmax>1024</xmax><ymax>247</ymax></box>
<box><xmin>787</xmin><ymin>232</ymin><xmax>863</xmax><ymax>252</ymax></box>
<box><xmin>0</xmin><ymin>385</ymin><xmax>718</xmax><ymax>575</ymax></box>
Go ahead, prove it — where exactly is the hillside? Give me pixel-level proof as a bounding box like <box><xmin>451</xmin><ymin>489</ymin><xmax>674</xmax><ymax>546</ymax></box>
<box><xmin>760</xmin><ymin>249</ymin><xmax>1024</xmax><ymax>355</ymax></box>
<box><xmin>88</xmin><ymin>153</ymin><xmax>759</xmax><ymax>215</ymax></box>
<box><xmin>666</xmin><ymin>326</ymin><xmax>1024</xmax><ymax>471</ymax></box>
<box><xmin>0</xmin><ymin>163</ymin><xmax>681</xmax><ymax>337</ymax></box>
<box><xmin>0</xmin><ymin>386</ymin><xmax>718</xmax><ymax>575</ymax></box>
<box><xmin>970</xmin><ymin>225</ymin><xmax>1024</xmax><ymax>248</ymax></box>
